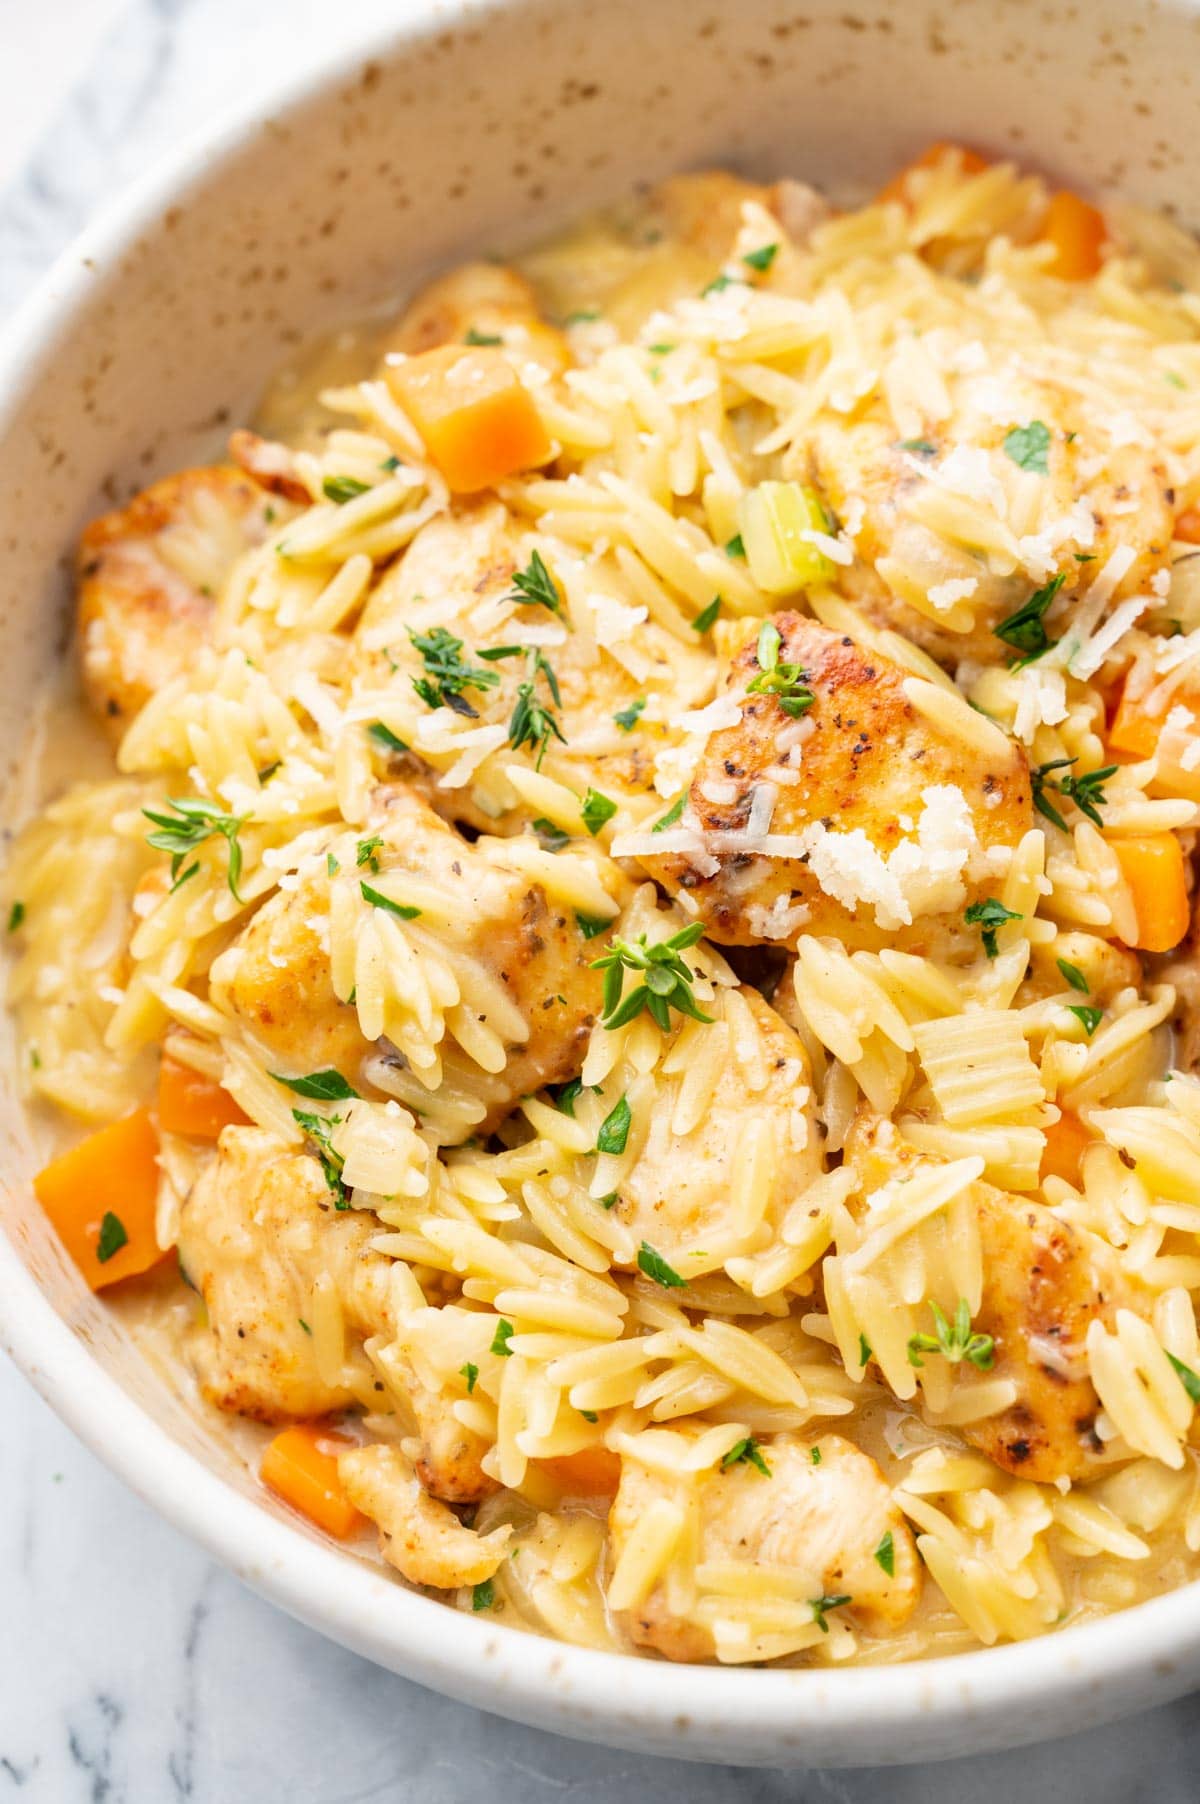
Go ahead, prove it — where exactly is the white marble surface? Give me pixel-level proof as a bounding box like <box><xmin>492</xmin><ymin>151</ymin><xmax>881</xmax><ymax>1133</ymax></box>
<box><xmin>4</xmin><ymin>3</ymin><xmax>1200</xmax><ymax>1798</ymax></box>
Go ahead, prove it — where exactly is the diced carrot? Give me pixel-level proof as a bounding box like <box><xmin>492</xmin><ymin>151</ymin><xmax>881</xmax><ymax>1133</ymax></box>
<box><xmin>1175</xmin><ymin>506</ymin><xmax>1200</xmax><ymax>544</ymax></box>
<box><xmin>1041</xmin><ymin>1109</ymin><xmax>1092</xmax><ymax>1187</ymax></box>
<box><xmin>1108</xmin><ymin>679</ymin><xmax>1165</xmax><ymax>760</ymax></box>
<box><xmin>386</xmin><ymin>345</ymin><xmax>552</xmax><ymax>493</ymax></box>
<box><xmin>1039</xmin><ymin>190</ymin><xmax>1108</xmax><ymax>281</ymax></box>
<box><xmin>33</xmin><ymin>1107</ymin><xmax>163</xmax><ymax>1291</ymax></box>
<box><xmin>157</xmin><ymin>1055</ymin><xmax>249</xmax><ymax>1140</ymax></box>
<box><xmin>1111</xmin><ymin>833</ymin><xmax>1191</xmax><ymax>952</ymax></box>
<box><xmin>260</xmin><ymin>1426</ymin><xmax>365</xmax><ymax>1539</ymax></box>
<box><xmin>541</xmin><ymin>1446</ymin><xmax>622</xmax><ymax>1496</ymax></box>
<box><xmin>877</xmin><ymin>142</ymin><xmax>989</xmax><ymax>206</ymax></box>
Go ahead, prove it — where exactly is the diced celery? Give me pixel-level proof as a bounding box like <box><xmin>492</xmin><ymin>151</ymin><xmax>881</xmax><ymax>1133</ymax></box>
<box><xmin>739</xmin><ymin>480</ymin><xmax>834</xmax><ymax>595</ymax></box>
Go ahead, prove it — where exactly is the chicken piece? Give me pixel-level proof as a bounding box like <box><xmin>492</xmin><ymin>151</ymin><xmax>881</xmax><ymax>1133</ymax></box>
<box><xmin>209</xmin><ymin>785</ymin><xmax>612</xmax><ymax>1141</ymax></box>
<box><xmin>406</xmin><ymin>1369</ymin><xmax>496</xmax><ymax>1505</ymax></box>
<box><xmin>610</xmin><ymin>986</ymin><xmax>823</xmax><ymax>1279</ymax></box>
<box><xmin>339</xmin><ymin>1443</ymin><xmax>511</xmax><ymax>1589</ymax></box>
<box><xmin>803</xmin><ymin>409</ymin><xmax>1173</xmax><ymax>668</ymax></box>
<box><xmin>609</xmin><ymin>1433</ymin><xmax>920</xmax><ymax>1662</ymax></box>
<box><xmin>76</xmin><ymin>466</ymin><xmax>279</xmax><ymax>738</ymax></box>
<box><xmin>850</xmin><ymin>1118</ymin><xmax>1151</xmax><ymax>1482</ymax></box>
<box><xmin>381</xmin><ymin>261</ymin><xmax>569</xmax><ymax>376</ymax></box>
<box><xmin>178</xmin><ymin>1125</ymin><xmax>393</xmax><ymax>1421</ymax></box>
<box><xmin>228</xmin><ymin>428</ymin><xmax>310</xmax><ymax>503</ymax></box>
<box><xmin>636</xmin><ymin>613</ymin><xmax>1032</xmax><ymax>956</ymax></box>
<box><xmin>352</xmin><ymin>499</ymin><xmax>711</xmax><ymax>833</ymax></box>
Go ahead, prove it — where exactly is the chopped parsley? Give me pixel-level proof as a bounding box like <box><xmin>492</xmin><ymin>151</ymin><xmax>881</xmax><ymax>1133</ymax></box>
<box><xmin>1166</xmin><ymin>1350</ymin><xmax>1200</xmax><ymax>1405</ymax></box>
<box><xmin>898</xmin><ymin>437</ymin><xmax>937</xmax><ymax>455</ymax></box>
<box><xmin>461</xmin><ymin>1361</ymin><xmax>479</xmax><ymax>1394</ymax></box>
<box><xmin>692</xmin><ymin>595</ymin><xmax>722</xmax><ymax>634</ymax></box>
<box><xmin>651</xmin><ymin>794</ymin><xmax>686</xmax><ymax>832</ymax></box>
<box><xmin>531</xmin><ymin>817</ymin><xmax>569</xmax><ymax>852</ymax></box>
<box><xmin>322</xmin><ymin>475</ymin><xmax>370</xmax><ymax>505</ymax></box>
<box><xmin>368</xmin><ymin>721</ymin><xmax>409</xmax><ymax>756</ymax></box>
<box><xmin>490</xmin><ymin>1320</ymin><xmax>515</xmax><ymax>1357</ymax></box>
<box><xmin>1068</xmin><ymin>1004</ymin><xmax>1103</xmax><ymax>1036</ymax></box>
<box><xmin>742</xmin><ymin>242</ymin><xmax>779</xmax><ymax>273</ymax></box>
<box><xmin>810</xmin><ymin>1594</ymin><xmax>852</xmax><ymax>1634</ymax></box>
<box><xmin>471</xmin><ymin>1579</ymin><xmax>495</xmax><ymax>1610</ymax></box>
<box><xmin>1003</xmin><ymin>420</ymin><xmax>1051</xmax><ymax>475</ymax></box>
<box><xmin>907</xmin><ymin>1298</ymin><xmax>995</xmax><ymax>1371</ymax></box>
<box><xmin>592</xmin><ymin>920</ymin><xmax>713</xmax><ymax>1032</ymax></box>
<box><xmin>1031</xmin><ymin>757</ymin><xmax>1115</xmax><ymax>831</ymax></box>
<box><xmin>96</xmin><ymin>1211</ymin><xmax>128</xmax><ymax>1265</ymax></box>
<box><xmin>579</xmin><ymin>1408</ymin><xmax>599</xmax><ymax>1422</ymax></box>
<box><xmin>724</xmin><ymin>534</ymin><xmax>745</xmax><ymax>560</ymax></box>
<box><xmin>702</xmin><ymin>272</ymin><xmax>741</xmax><ymax>296</ymax></box>
<box><xmin>858</xmin><ymin>1334</ymin><xmax>872</xmax><ymax>1367</ymax></box>
<box><xmin>964</xmin><ymin>897</ymin><xmax>1022</xmax><ymax>959</ymax></box>
<box><xmin>143</xmin><ymin>797</ymin><xmax>248</xmax><ymax>900</ymax></box>
<box><xmin>811</xmin><ymin>1446</ymin><xmax>822</xmax><ymax>1465</ymax></box>
<box><xmin>1057</xmin><ymin>957</ymin><xmax>1090</xmax><ymax>993</ymax></box>
<box><xmin>505</xmin><ymin>548</ymin><xmax>563</xmax><ymax>614</ymax></box>
<box><xmin>637</xmin><ymin>1240</ymin><xmax>687</xmax><ymax>1289</ymax></box>
<box><xmin>596</xmin><ymin>1192</ymin><xmax>619</xmax><ymax>1210</ymax></box>
<box><xmin>581</xmin><ymin>788</ymin><xmax>617</xmax><ymax>836</ymax></box>
<box><xmin>746</xmin><ymin>620</ymin><xmax>815</xmax><ymax>718</ymax></box>
<box><xmin>298</xmin><ymin>1318</ymin><xmax>312</xmax><ymax>1336</ymax></box>
<box><xmin>596</xmin><ymin>1093</ymin><xmax>632</xmax><ymax>1155</ymax></box>
<box><xmin>271</xmin><ymin>1069</ymin><xmax>360</xmax><ymax>1101</ymax></box>
<box><xmin>408</xmin><ymin>624</ymin><xmax>500</xmax><ymax>717</ymax></box>
<box><xmin>360</xmin><ymin>881</ymin><xmax>421</xmax><ymax>920</ymax></box>
<box><xmin>564</xmin><ymin>308</ymin><xmax>600</xmax><ymax>325</ymax></box>
<box><xmin>575</xmin><ymin>911</ymin><xmax>611</xmax><ymax>940</ymax></box>
<box><xmin>994</xmin><ymin>571</ymin><xmax>1066</xmax><ymax>658</ymax></box>
<box><xmin>327</xmin><ymin>852</ymin><xmax>340</xmax><ymax>878</ymax></box>
<box><xmin>614</xmin><ymin>696</ymin><xmax>647</xmax><ymax>731</ymax></box>
<box><xmin>874</xmin><ymin>1530</ymin><xmax>895</xmax><ymax>1576</ymax></box>
<box><xmin>7</xmin><ymin>900</ymin><xmax>24</xmax><ymax>933</ymax></box>
<box><xmin>356</xmin><ymin>834</ymin><xmax>384</xmax><ymax>874</ymax></box>
<box><xmin>1165</xmin><ymin>371</ymin><xmax>1187</xmax><ymax>390</ymax></box>
<box><xmin>464</xmin><ymin>326</ymin><xmax>503</xmax><ymax>345</ymax></box>
<box><xmin>292</xmin><ymin>1109</ymin><xmax>349</xmax><ymax>1206</ymax></box>
<box><xmin>721</xmin><ymin>1436</ymin><xmax>772</xmax><ymax>1476</ymax></box>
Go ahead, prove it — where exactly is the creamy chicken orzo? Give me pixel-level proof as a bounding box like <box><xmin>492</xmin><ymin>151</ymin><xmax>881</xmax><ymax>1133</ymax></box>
<box><xmin>13</xmin><ymin>146</ymin><xmax>1200</xmax><ymax>1665</ymax></box>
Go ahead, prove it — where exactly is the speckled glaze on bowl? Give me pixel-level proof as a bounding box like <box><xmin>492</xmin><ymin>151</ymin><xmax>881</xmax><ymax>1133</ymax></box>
<box><xmin>4</xmin><ymin>0</ymin><xmax>1200</xmax><ymax>1766</ymax></box>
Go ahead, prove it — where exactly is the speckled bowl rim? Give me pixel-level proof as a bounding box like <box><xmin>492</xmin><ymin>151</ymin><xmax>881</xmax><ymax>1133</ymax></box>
<box><xmin>3</xmin><ymin>0</ymin><xmax>1200</xmax><ymax>1765</ymax></box>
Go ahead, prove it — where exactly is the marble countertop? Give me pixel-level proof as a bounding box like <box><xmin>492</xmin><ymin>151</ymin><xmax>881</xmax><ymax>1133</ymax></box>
<box><xmin>3</xmin><ymin>4</ymin><xmax>1200</xmax><ymax>1798</ymax></box>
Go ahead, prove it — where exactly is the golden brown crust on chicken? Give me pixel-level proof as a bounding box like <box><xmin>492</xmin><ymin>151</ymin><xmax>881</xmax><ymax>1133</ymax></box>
<box><xmin>850</xmin><ymin>1118</ymin><xmax>1150</xmax><ymax>1482</ymax></box>
<box><xmin>339</xmin><ymin>1443</ymin><xmax>511</xmax><ymax>1589</ymax></box>
<box><xmin>178</xmin><ymin>1125</ymin><xmax>392</xmax><ymax>1422</ymax></box>
<box><xmin>210</xmin><ymin>786</ymin><xmax>610</xmax><ymax>1137</ymax></box>
<box><xmin>638</xmin><ymin>613</ymin><xmax>1032</xmax><ymax>954</ymax></box>
<box><xmin>381</xmin><ymin>262</ymin><xmax>570</xmax><ymax>375</ymax></box>
<box><xmin>609</xmin><ymin>1433</ymin><xmax>920</xmax><ymax>1661</ymax></box>
<box><xmin>76</xmin><ymin>466</ymin><xmax>276</xmax><ymax>738</ymax></box>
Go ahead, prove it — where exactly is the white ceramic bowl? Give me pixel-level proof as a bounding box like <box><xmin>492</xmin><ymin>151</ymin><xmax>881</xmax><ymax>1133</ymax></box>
<box><xmin>4</xmin><ymin>0</ymin><xmax>1200</xmax><ymax>1766</ymax></box>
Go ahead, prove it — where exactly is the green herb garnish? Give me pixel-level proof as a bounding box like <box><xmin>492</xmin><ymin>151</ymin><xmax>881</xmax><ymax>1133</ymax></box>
<box><xmin>292</xmin><ymin>1108</ymin><xmax>350</xmax><ymax>1206</ymax></box>
<box><xmin>356</xmin><ymin>834</ymin><xmax>384</xmax><ymax>874</ymax></box>
<box><xmin>408</xmin><ymin>625</ymin><xmax>500</xmax><ymax>717</ymax></box>
<box><xmin>742</xmin><ymin>243</ymin><xmax>779</xmax><ymax>273</ymax></box>
<box><xmin>637</xmin><ymin>1240</ymin><xmax>687</xmax><ymax>1289</ymax></box>
<box><xmin>874</xmin><ymin>1531</ymin><xmax>895</xmax><ymax>1576</ymax></box>
<box><xmin>651</xmin><ymin>794</ymin><xmax>686</xmax><ymax>832</ymax></box>
<box><xmin>746</xmin><ymin>620</ymin><xmax>815</xmax><ymax>718</ymax></box>
<box><xmin>724</xmin><ymin>535</ymin><xmax>745</xmax><ymax>559</ymax></box>
<box><xmin>96</xmin><ymin>1211</ymin><xmax>128</xmax><ymax>1264</ymax></box>
<box><xmin>464</xmin><ymin>327</ymin><xmax>503</xmax><ymax>345</ymax></box>
<box><xmin>575</xmin><ymin>912</ymin><xmax>611</xmax><ymax>940</ymax></box>
<box><xmin>964</xmin><ymin>897</ymin><xmax>1022</xmax><ymax>959</ymax></box>
<box><xmin>592</xmin><ymin>921</ymin><xmax>713</xmax><ymax>1032</ymax></box>
<box><xmin>368</xmin><ymin>722</ymin><xmax>409</xmax><ymax>756</ymax></box>
<box><xmin>143</xmin><ymin>797</ymin><xmax>248</xmax><ymax>900</ymax></box>
<box><xmin>322</xmin><ymin>475</ymin><xmax>370</xmax><ymax>505</ymax></box>
<box><xmin>360</xmin><ymin>881</ymin><xmax>421</xmax><ymax>920</ymax></box>
<box><xmin>506</xmin><ymin>548</ymin><xmax>562</xmax><ymax>614</ymax></box>
<box><xmin>7</xmin><ymin>900</ymin><xmax>24</xmax><ymax>933</ymax></box>
<box><xmin>531</xmin><ymin>817</ymin><xmax>569</xmax><ymax>852</ymax></box>
<box><xmin>1068</xmin><ymin>1004</ymin><xmax>1103</xmax><ymax>1036</ymax></box>
<box><xmin>692</xmin><ymin>596</ymin><xmax>721</xmax><ymax>634</ymax></box>
<box><xmin>461</xmin><ymin>1362</ymin><xmax>479</xmax><ymax>1393</ymax></box>
<box><xmin>810</xmin><ymin>1594</ymin><xmax>852</xmax><ymax>1634</ymax></box>
<box><xmin>1167</xmin><ymin>1351</ymin><xmax>1200</xmax><ymax>1405</ymax></box>
<box><xmin>472</xmin><ymin>1579</ymin><xmax>495</xmax><ymax>1610</ymax></box>
<box><xmin>596</xmin><ymin>1094</ymin><xmax>632</xmax><ymax>1155</ymax></box>
<box><xmin>995</xmin><ymin>571</ymin><xmax>1066</xmax><ymax>658</ymax></box>
<box><xmin>490</xmin><ymin>1320</ymin><xmax>515</xmax><ymax>1357</ymax></box>
<box><xmin>721</xmin><ymin>1436</ymin><xmax>772</xmax><ymax>1476</ymax></box>
<box><xmin>1003</xmin><ymin>420</ymin><xmax>1051</xmax><ymax>474</ymax></box>
<box><xmin>1031</xmin><ymin>757</ymin><xmax>1116</xmax><ymax>831</ymax></box>
<box><xmin>272</xmin><ymin>1069</ymin><xmax>360</xmax><ymax>1101</ymax></box>
<box><xmin>1057</xmin><ymin>957</ymin><xmax>1089</xmax><ymax>993</ymax></box>
<box><xmin>907</xmin><ymin>1298</ymin><xmax>995</xmax><ymax>1371</ymax></box>
<box><xmin>614</xmin><ymin>697</ymin><xmax>647</xmax><ymax>731</ymax></box>
<box><xmin>581</xmin><ymin>788</ymin><xmax>617</xmax><ymax>836</ymax></box>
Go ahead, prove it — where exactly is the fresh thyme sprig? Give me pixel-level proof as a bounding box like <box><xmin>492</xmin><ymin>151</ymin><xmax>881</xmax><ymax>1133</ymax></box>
<box><xmin>505</xmin><ymin>549</ymin><xmax>563</xmax><ymax>614</ymax></box>
<box><xmin>591</xmin><ymin>921</ymin><xmax>714</xmax><ymax>1031</ymax></box>
<box><xmin>907</xmin><ymin>1298</ymin><xmax>995</xmax><ymax>1371</ymax></box>
<box><xmin>1031</xmin><ymin>757</ymin><xmax>1116</xmax><ymax>831</ymax></box>
<box><xmin>408</xmin><ymin>625</ymin><xmax>500</xmax><ymax>717</ymax></box>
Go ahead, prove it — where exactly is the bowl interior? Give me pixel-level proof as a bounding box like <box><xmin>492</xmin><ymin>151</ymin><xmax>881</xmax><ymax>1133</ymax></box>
<box><xmin>4</xmin><ymin>0</ymin><xmax>1200</xmax><ymax>1765</ymax></box>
